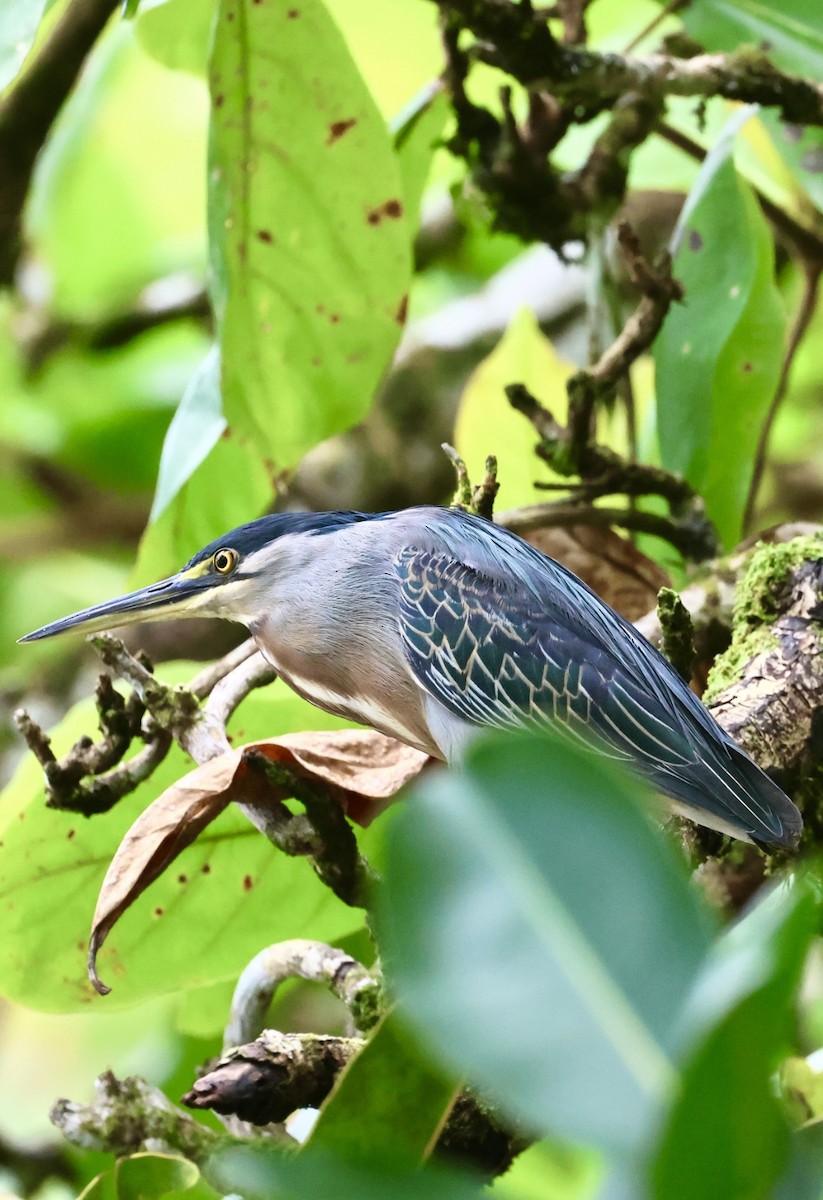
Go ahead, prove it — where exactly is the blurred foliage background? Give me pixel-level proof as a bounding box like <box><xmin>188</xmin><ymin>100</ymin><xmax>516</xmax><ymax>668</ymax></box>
<box><xmin>2</xmin><ymin>0</ymin><xmax>823</xmax><ymax>1197</ymax></box>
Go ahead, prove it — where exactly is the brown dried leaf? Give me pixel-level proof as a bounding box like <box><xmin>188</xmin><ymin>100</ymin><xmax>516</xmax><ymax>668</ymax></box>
<box><xmin>248</xmin><ymin>729</ymin><xmax>430</xmax><ymax>824</ymax></box>
<box><xmin>88</xmin><ymin>750</ymin><xmax>241</xmax><ymax>995</ymax></box>
<box><xmin>88</xmin><ymin>731</ymin><xmax>429</xmax><ymax>993</ymax></box>
<box><xmin>523</xmin><ymin>523</ymin><xmax>670</xmax><ymax>621</ymax></box>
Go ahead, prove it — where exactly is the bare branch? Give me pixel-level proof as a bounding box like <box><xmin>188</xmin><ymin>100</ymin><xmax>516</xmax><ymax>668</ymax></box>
<box><xmin>0</xmin><ymin>0</ymin><xmax>120</xmax><ymax>284</ymax></box>
<box><xmin>51</xmin><ymin>1071</ymin><xmax>220</xmax><ymax>1163</ymax></box>
<box><xmin>224</xmin><ymin>939</ymin><xmax>382</xmax><ymax>1050</ymax></box>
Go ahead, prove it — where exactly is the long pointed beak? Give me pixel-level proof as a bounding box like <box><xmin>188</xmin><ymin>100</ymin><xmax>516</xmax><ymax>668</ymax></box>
<box><xmin>18</xmin><ymin>570</ymin><xmax>215</xmax><ymax>643</ymax></box>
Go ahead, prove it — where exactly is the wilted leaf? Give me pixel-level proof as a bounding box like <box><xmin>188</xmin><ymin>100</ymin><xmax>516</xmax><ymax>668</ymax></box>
<box><xmin>655</xmin><ymin>116</ymin><xmax>786</xmax><ymax>548</ymax></box>
<box><xmin>310</xmin><ymin>1010</ymin><xmax>458</xmax><ymax>1169</ymax></box>
<box><xmin>520</xmin><ymin>524</ymin><xmax>669</xmax><ymax>622</ymax></box>
<box><xmin>88</xmin><ymin>730</ymin><xmax>428</xmax><ymax>995</ymax></box>
<box><xmin>249</xmin><ymin>730</ymin><xmax>430</xmax><ymax>824</ymax></box>
<box><xmin>377</xmin><ymin>729</ymin><xmax>715</xmax><ymax>1153</ymax></box>
<box><xmin>88</xmin><ymin>751</ymin><xmax>241</xmax><ymax>995</ymax></box>
<box><xmin>0</xmin><ymin>677</ymin><xmax>378</xmax><ymax>1012</ymax></box>
<box><xmin>209</xmin><ymin>0</ymin><xmax>412</xmax><ymax>470</ymax></box>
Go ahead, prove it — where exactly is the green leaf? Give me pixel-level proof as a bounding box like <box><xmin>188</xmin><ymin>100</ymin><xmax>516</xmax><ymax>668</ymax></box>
<box><xmin>655</xmin><ymin>129</ymin><xmax>786</xmax><ymax>549</ymax></box>
<box><xmin>210</xmin><ymin>1144</ymin><xmax>486</xmax><ymax>1200</ymax></box>
<box><xmin>454</xmin><ymin>308</ymin><xmax>573</xmax><ymax>511</ymax></box>
<box><xmin>149</xmin><ymin>346</ymin><xmax>226</xmax><ymax>522</ymax></box>
<box><xmin>0</xmin><ymin>0</ymin><xmax>48</xmax><ymax>90</ymax></box>
<box><xmin>0</xmin><ymin>674</ymin><xmax>360</xmax><ymax>1012</ymax></box>
<box><xmin>27</xmin><ymin>23</ymin><xmax>208</xmax><ymax>320</ymax></box>
<box><xmin>652</xmin><ymin>881</ymin><xmax>817</xmax><ymax>1200</ymax></box>
<box><xmin>116</xmin><ymin>1152</ymin><xmax>202</xmax><ymax>1199</ymax></box>
<box><xmin>135</xmin><ymin>0</ymin><xmax>214</xmax><ymax>76</ymax></box>
<box><xmin>208</xmin><ymin>0</ymin><xmax>412</xmax><ymax>470</ymax></box>
<box><xmin>377</xmin><ymin>729</ymin><xmax>714</xmax><ymax>1153</ymax></box>
<box><xmin>392</xmin><ymin>83</ymin><xmax>450</xmax><ymax>232</ymax></box>
<box><xmin>761</xmin><ymin>113</ymin><xmax>823</xmax><ymax>213</ymax></box>
<box><xmin>680</xmin><ymin>0</ymin><xmax>823</xmax><ymax>79</ymax></box>
<box><xmin>134</xmin><ymin>422</ymin><xmax>271</xmax><ymax>583</ymax></box>
<box><xmin>309</xmin><ymin>1010</ymin><xmax>458</xmax><ymax>1169</ymax></box>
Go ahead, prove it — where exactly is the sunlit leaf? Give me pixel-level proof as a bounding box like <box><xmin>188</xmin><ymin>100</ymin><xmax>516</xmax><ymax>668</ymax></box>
<box><xmin>0</xmin><ymin>0</ymin><xmax>48</xmax><ymax>90</ymax></box>
<box><xmin>135</xmin><ymin>0</ymin><xmax>214</xmax><ymax>76</ymax></box>
<box><xmin>377</xmin><ymin>729</ymin><xmax>715</xmax><ymax>1152</ymax></box>
<box><xmin>208</xmin><ymin>0</ymin><xmax>412</xmax><ymax>471</ymax></box>
<box><xmin>0</xmin><ymin>674</ymin><xmax>369</xmax><ymax>1011</ymax></box>
<box><xmin>393</xmin><ymin>83</ymin><xmax>450</xmax><ymax>233</ymax></box>
<box><xmin>310</xmin><ymin>1010</ymin><xmax>457</xmax><ymax>1168</ymax></box>
<box><xmin>454</xmin><ymin>308</ymin><xmax>573</xmax><ymax>511</ymax></box>
<box><xmin>655</xmin><ymin>123</ymin><xmax>786</xmax><ymax>548</ymax></box>
<box><xmin>652</xmin><ymin>882</ymin><xmax>818</xmax><ymax>1199</ymax></box>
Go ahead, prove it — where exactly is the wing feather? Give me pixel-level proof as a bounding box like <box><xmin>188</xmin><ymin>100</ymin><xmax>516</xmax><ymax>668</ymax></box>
<box><xmin>395</xmin><ymin>546</ymin><xmax>801</xmax><ymax>848</ymax></box>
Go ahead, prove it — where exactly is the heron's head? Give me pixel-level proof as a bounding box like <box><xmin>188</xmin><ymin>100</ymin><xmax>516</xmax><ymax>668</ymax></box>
<box><xmin>19</xmin><ymin>510</ymin><xmax>371</xmax><ymax>643</ymax></box>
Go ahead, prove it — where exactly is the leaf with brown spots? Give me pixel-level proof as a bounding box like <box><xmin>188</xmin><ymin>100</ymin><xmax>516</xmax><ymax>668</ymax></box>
<box><xmin>209</xmin><ymin>0</ymin><xmax>412</xmax><ymax>469</ymax></box>
<box><xmin>88</xmin><ymin>731</ymin><xmax>428</xmax><ymax>993</ymax></box>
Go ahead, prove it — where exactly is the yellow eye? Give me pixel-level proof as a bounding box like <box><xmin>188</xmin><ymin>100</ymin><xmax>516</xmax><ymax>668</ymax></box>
<box><xmin>213</xmin><ymin>548</ymin><xmax>239</xmax><ymax>575</ymax></box>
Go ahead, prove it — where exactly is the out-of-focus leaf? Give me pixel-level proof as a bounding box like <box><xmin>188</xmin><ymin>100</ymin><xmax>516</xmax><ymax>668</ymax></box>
<box><xmin>655</xmin><ymin>127</ymin><xmax>786</xmax><ymax>549</ymax></box>
<box><xmin>781</xmin><ymin>1055</ymin><xmax>823</xmax><ymax>1127</ymax></box>
<box><xmin>393</xmin><ymin>83</ymin><xmax>450</xmax><ymax>233</ymax></box>
<box><xmin>774</xmin><ymin>1124</ymin><xmax>823</xmax><ymax>1200</ymax></box>
<box><xmin>680</xmin><ymin>0</ymin><xmax>823</xmax><ymax>79</ymax></box>
<box><xmin>0</xmin><ymin>0</ymin><xmax>48</xmax><ymax>90</ymax></box>
<box><xmin>27</xmin><ymin>23</ymin><xmax>208</xmax><ymax>319</ymax></box>
<box><xmin>88</xmin><ymin>728</ymin><xmax>428</xmax><ymax>993</ymax></box>
<box><xmin>454</xmin><ymin>308</ymin><xmax>573</xmax><ymax>511</ymax></box>
<box><xmin>310</xmin><ymin>1010</ymin><xmax>458</xmax><ymax>1168</ymax></box>
<box><xmin>652</xmin><ymin>882</ymin><xmax>817</xmax><ymax>1199</ymax></box>
<box><xmin>135</xmin><ymin>0</ymin><xmax>214</xmax><ymax>75</ymax></box>
<box><xmin>762</xmin><ymin>114</ymin><xmax>823</xmax><ymax>213</ymax></box>
<box><xmin>210</xmin><ymin>1143</ymin><xmax>486</xmax><ymax>1200</ymax></box>
<box><xmin>209</xmin><ymin>0</ymin><xmax>412</xmax><ymax>470</ymax></box>
<box><xmin>489</xmin><ymin>1139</ymin><xmax>601</xmax><ymax>1200</ymax></box>
<box><xmin>0</xmin><ymin>675</ymin><xmax>373</xmax><ymax>1012</ymax></box>
<box><xmin>78</xmin><ymin>1169</ymin><xmax>118</xmax><ymax>1200</ymax></box>
<box><xmin>150</xmin><ymin>346</ymin><xmax>225</xmax><ymax>521</ymax></box>
<box><xmin>116</xmin><ymin>1152</ymin><xmax>202</xmax><ymax>1199</ymax></box>
<box><xmin>377</xmin><ymin>729</ymin><xmax>714</xmax><ymax>1153</ymax></box>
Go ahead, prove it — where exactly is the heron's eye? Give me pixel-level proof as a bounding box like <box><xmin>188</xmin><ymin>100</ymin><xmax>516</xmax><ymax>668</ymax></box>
<box><xmin>213</xmin><ymin>548</ymin><xmax>239</xmax><ymax>575</ymax></box>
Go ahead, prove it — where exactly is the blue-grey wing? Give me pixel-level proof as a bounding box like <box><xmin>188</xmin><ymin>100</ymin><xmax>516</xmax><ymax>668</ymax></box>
<box><xmin>395</xmin><ymin>546</ymin><xmax>801</xmax><ymax>848</ymax></box>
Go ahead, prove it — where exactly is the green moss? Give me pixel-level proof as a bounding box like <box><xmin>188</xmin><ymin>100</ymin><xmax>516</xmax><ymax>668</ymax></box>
<box><xmin>733</xmin><ymin>535</ymin><xmax>823</xmax><ymax>628</ymax></box>
<box><xmin>703</xmin><ymin>534</ymin><xmax>823</xmax><ymax>704</ymax></box>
